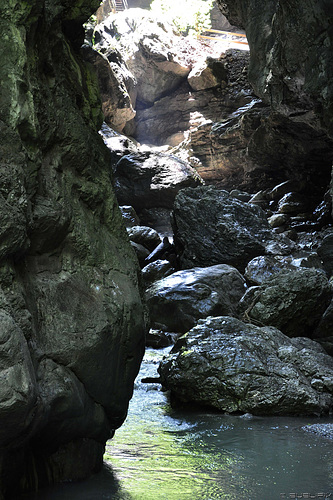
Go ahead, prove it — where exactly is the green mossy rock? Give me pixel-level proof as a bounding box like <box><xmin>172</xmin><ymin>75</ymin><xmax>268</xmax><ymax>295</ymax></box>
<box><xmin>0</xmin><ymin>0</ymin><xmax>146</xmax><ymax>495</ymax></box>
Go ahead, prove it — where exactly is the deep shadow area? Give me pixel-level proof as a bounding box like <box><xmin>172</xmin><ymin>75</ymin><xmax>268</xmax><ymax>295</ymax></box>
<box><xmin>20</xmin><ymin>464</ymin><xmax>133</xmax><ymax>500</ymax></box>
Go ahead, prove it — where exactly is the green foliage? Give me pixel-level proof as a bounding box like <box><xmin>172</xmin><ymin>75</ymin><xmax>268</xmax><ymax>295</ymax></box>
<box><xmin>150</xmin><ymin>0</ymin><xmax>213</xmax><ymax>37</ymax></box>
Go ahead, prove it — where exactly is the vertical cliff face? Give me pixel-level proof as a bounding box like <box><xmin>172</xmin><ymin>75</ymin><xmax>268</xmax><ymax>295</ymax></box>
<box><xmin>217</xmin><ymin>0</ymin><xmax>333</xmax><ymax>133</ymax></box>
<box><xmin>216</xmin><ymin>0</ymin><xmax>333</xmax><ymax>196</ymax></box>
<box><xmin>0</xmin><ymin>1</ymin><xmax>146</xmax><ymax>496</ymax></box>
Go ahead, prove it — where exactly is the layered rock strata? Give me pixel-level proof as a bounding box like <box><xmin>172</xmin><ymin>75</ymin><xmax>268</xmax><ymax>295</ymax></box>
<box><xmin>214</xmin><ymin>0</ymin><xmax>333</xmax><ymax>196</ymax></box>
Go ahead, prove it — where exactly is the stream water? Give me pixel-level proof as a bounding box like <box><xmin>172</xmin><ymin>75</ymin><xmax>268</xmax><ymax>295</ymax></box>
<box><xmin>26</xmin><ymin>347</ymin><xmax>333</xmax><ymax>500</ymax></box>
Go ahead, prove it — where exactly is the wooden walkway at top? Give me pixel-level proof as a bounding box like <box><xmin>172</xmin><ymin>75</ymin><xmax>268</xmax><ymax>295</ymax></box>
<box><xmin>114</xmin><ymin>0</ymin><xmax>128</xmax><ymax>11</ymax></box>
<box><xmin>199</xmin><ymin>28</ymin><xmax>248</xmax><ymax>46</ymax></box>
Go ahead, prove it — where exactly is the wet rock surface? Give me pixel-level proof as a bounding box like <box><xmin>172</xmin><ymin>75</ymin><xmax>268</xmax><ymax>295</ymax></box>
<box><xmin>114</xmin><ymin>151</ymin><xmax>202</xmax><ymax>211</ymax></box>
<box><xmin>173</xmin><ymin>186</ymin><xmax>281</xmax><ymax>271</ymax></box>
<box><xmin>240</xmin><ymin>268</ymin><xmax>332</xmax><ymax>339</ymax></box>
<box><xmin>0</xmin><ymin>0</ymin><xmax>146</xmax><ymax>495</ymax></box>
<box><xmin>303</xmin><ymin>423</ymin><xmax>333</xmax><ymax>440</ymax></box>
<box><xmin>146</xmin><ymin>264</ymin><xmax>246</xmax><ymax>333</ymax></box>
<box><xmin>159</xmin><ymin>316</ymin><xmax>333</xmax><ymax>416</ymax></box>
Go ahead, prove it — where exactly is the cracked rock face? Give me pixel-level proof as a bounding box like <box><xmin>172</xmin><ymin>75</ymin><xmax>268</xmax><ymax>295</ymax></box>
<box><xmin>216</xmin><ymin>0</ymin><xmax>333</xmax><ymax>197</ymax></box>
<box><xmin>0</xmin><ymin>0</ymin><xmax>146</xmax><ymax>495</ymax></box>
<box><xmin>172</xmin><ymin>186</ymin><xmax>273</xmax><ymax>271</ymax></box>
<box><xmin>159</xmin><ymin>316</ymin><xmax>333</xmax><ymax>416</ymax></box>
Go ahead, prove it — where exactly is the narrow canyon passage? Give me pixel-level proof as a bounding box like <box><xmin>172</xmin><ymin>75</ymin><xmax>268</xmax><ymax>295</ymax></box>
<box><xmin>23</xmin><ymin>348</ymin><xmax>333</xmax><ymax>499</ymax></box>
<box><xmin>1</xmin><ymin>0</ymin><xmax>333</xmax><ymax>498</ymax></box>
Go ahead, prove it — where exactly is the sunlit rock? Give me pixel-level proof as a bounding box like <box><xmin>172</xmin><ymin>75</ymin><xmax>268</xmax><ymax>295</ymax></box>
<box><xmin>159</xmin><ymin>316</ymin><xmax>333</xmax><ymax>416</ymax></box>
<box><xmin>146</xmin><ymin>264</ymin><xmax>246</xmax><ymax>333</ymax></box>
<box><xmin>114</xmin><ymin>151</ymin><xmax>203</xmax><ymax>211</ymax></box>
<box><xmin>93</xmin><ymin>9</ymin><xmax>190</xmax><ymax>107</ymax></box>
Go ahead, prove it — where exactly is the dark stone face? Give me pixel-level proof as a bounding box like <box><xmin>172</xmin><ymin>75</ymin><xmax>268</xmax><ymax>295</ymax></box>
<box><xmin>0</xmin><ymin>0</ymin><xmax>146</xmax><ymax>495</ymax></box>
<box><xmin>216</xmin><ymin>0</ymin><xmax>333</xmax><ymax>200</ymax></box>
<box><xmin>217</xmin><ymin>0</ymin><xmax>333</xmax><ymax>135</ymax></box>
<box><xmin>158</xmin><ymin>316</ymin><xmax>333</xmax><ymax>416</ymax></box>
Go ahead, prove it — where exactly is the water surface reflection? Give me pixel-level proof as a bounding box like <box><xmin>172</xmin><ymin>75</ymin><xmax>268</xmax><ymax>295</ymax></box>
<box><xmin>25</xmin><ymin>348</ymin><xmax>333</xmax><ymax>499</ymax></box>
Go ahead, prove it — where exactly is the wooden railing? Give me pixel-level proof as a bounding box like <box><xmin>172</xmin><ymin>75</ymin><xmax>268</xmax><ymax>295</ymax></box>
<box><xmin>199</xmin><ymin>28</ymin><xmax>248</xmax><ymax>45</ymax></box>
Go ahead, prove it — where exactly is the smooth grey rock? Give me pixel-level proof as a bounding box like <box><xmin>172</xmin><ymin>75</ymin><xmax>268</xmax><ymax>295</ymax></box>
<box><xmin>146</xmin><ymin>264</ymin><xmax>245</xmax><ymax>333</ymax></box>
<box><xmin>127</xmin><ymin>225</ymin><xmax>161</xmax><ymax>252</ymax></box>
<box><xmin>141</xmin><ymin>259</ymin><xmax>174</xmax><ymax>288</ymax></box>
<box><xmin>245</xmin><ymin>268</ymin><xmax>332</xmax><ymax>338</ymax></box>
<box><xmin>158</xmin><ymin>316</ymin><xmax>333</xmax><ymax>416</ymax></box>
<box><xmin>115</xmin><ymin>151</ymin><xmax>202</xmax><ymax>211</ymax></box>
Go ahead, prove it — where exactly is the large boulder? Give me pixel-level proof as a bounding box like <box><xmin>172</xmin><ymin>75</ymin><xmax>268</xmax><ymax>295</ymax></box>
<box><xmin>133</xmin><ymin>48</ymin><xmax>254</xmax><ymax>148</ymax></box>
<box><xmin>242</xmin><ymin>268</ymin><xmax>332</xmax><ymax>338</ymax></box>
<box><xmin>0</xmin><ymin>1</ymin><xmax>146</xmax><ymax>495</ymax></box>
<box><xmin>159</xmin><ymin>316</ymin><xmax>333</xmax><ymax>416</ymax></box>
<box><xmin>93</xmin><ymin>10</ymin><xmax>191</xmax><ymax>107</ymax></box>
<box><xmin>114</xmin><ymin>151</ymin><xmax>202</xmax><ymax>211</ymax></box>
<box><xmin>172</xmin><ymin>186</ymin><xmax>278</xmax><ymax>271</ymax></box>
<box><xmin>146</xmin><ymin>264</ymin><xmax>246</xmax><ymax>333</ymax></box>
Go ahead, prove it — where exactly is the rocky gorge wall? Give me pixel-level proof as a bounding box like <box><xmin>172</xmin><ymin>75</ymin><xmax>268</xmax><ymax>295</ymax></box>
<box><xmin>0</xmin><ymin>1</ymin><xmax>146</xmax><ymax>497</ymax></box>
<box><xmin>217</xmin><ymin>0</ymin><xmax>333</xmax><ymax>197</ymax></box>
<box><xmin>91</xmin><ymin>3</ymin><xmax>333</xmax><ymax>203</ymax></box>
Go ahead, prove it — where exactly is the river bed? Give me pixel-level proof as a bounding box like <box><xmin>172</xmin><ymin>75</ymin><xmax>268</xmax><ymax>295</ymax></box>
<box><xmin>25</xmin><ymin>347</ymin><xmax>333</xmax><ymax>499</ymax></box>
